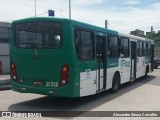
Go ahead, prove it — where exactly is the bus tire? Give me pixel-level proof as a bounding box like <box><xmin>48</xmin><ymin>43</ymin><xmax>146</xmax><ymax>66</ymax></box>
<box><xmin>111</xmin><ymin>72</ymin><xmax>120</xmax><ymax>93</ymax></box>
<box><xmin>143</xmin><ymin>67</ymin><xmax>148</xmax><ymax>79</ymax></box>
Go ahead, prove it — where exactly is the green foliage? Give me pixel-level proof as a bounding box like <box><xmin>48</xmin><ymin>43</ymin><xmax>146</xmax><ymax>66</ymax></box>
<box><xmin>146</xmin><ymin>31</ymin><xmax>160</xmax><ymax>46</ymax></box>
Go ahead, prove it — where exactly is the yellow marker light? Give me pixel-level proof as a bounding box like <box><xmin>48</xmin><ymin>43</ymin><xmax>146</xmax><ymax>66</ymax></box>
<box><xmin>63</xmin><ymin>67</ymin><xmax>68</xmax><ymax>72</ymax></box>
<box><xmin>11</xmin><ymin>64</ymin><xmax>15</xmax><ymax>68</ymax></box>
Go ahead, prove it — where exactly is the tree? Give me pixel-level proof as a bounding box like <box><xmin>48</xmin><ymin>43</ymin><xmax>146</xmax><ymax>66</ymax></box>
<box><xmin>146</xmin><ymin>31</ymin><xmax>160</xmax><ymax>47</ymax></box>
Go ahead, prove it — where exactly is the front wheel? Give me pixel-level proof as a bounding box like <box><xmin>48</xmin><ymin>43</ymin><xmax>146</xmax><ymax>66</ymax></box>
<box><xmin>143</xmin><ymin>68</ymin><xmax>148</xmax><ymax>79</ymax></box>
<box><xmin>111</xmin><ymin>73</ymin><xmax>120</xmax><ymax>93</ymax></box>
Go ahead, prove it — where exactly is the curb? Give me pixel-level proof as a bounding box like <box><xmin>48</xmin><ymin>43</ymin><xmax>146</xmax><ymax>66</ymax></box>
<box><xmin>0</xmin><ymin>85</ymin><xmax>12</xmax><ymax>91</ymax></box>
<box><xmin>0</xmin><ymin>79</ymin><xmax>11</xmax><ymax>91</ymax></box>
<box><xmin>0</xmin><ymin>79</ymin><xmax>11</xmax><ymax>85</ymax></box>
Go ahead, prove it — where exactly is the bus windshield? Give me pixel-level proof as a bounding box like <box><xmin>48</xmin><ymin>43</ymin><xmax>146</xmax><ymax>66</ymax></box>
<box><xmin>15</xmin><ymin>22</ymin><xmax>62</xmax><ymax>49</ymax></box>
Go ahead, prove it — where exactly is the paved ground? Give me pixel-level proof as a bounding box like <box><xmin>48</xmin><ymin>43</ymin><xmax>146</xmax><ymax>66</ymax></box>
<box><xmin>0</xmin><ymin>68</ymin><xmax>160</xmax><ymax>120</ymax></box>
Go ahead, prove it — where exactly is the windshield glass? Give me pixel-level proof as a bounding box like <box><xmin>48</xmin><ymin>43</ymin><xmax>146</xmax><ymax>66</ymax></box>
<box><xmin>15</xmin><ymin>22</ymin><xmax>62</xmax><ymax>49</ymax></box>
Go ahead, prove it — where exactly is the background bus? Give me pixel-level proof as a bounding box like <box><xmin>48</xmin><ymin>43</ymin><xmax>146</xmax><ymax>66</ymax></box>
<box><xmin>10</xmin><ymin>17</ymin><xmax>154</xmax><ymax>98</ymax></box>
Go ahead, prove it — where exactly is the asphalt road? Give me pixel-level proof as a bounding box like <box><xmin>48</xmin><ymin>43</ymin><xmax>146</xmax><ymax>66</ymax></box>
<box><xmin>0</xmin><ymin>68</ymin><xmax>160</xmax><ymax>120</ymax></box>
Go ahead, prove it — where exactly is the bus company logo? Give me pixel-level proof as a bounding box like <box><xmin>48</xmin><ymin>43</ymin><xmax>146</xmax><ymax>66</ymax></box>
<box><xmin>2</xmin><ymin>112</ymin><xmax>11</xmax><ymax>117</ymax></box>
<box><xmin>85</xmin><ymin>69</ymin><xmax>91</xmax><ymax>78</ymax></box>
<box><xmin>121</xmin><ymin>60</ymin><xmax>130</xmax><ymax>68</ymax></box>
<box><xmin>94</xmin><ymin>79</ymin><xmax>96</xmax><ymax>84</ymax></box>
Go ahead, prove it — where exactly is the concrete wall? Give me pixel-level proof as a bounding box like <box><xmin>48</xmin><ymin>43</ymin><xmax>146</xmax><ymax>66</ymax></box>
<box><xmin>0</xmin><ymin>22</ymin><xmax>11</xmax><ymax>74</ymax></box>
<box><xmin>0</xmin><ymin>56</ymin><xmax>10</xmax><ymax>74</ymax></box>
<box><xmin>0</xmin><ymin>43</ymin><xmax>10</xmax><ymax>74</ymax></box>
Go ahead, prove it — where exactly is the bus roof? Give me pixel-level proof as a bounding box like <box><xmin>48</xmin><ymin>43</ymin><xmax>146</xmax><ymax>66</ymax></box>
<box><xmin>12</xmin><ymin>17</ymin><xmax>154</xmax><ymax>44</ymax></box>
<box><xmin>119</xmin><ymin>32</ymin><xmax>154</xmax><ymax>43</ymax></box>
<box><xmin>70</xmin><ymin>19</ymin><xmax>118</xmax><ymax>35</ymax></box>
<box><xmin>12</xmin><ymin>17</ymin><xmax>118</xmax><ymax>35</ymax></box>
<box><xmin>12</xmin><ymin>17</ymin><xmax>64</xmax><ymax>23</ymax></box>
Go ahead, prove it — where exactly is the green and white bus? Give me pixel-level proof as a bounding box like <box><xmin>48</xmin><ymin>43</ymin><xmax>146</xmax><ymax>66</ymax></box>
<box><xmin>10</xmin><ymin>17</ymin><xmax>154</xmax><ymax>97</ymax></box>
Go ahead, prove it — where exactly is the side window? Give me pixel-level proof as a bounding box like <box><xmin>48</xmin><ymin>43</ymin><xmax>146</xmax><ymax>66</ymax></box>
<box><xmin>146</xmin><ymin>43</ymin><xmax>151</xmax><ymax>56</ymax></box>
<box><xmin>108</xmin><ymin>36</ymin><xmax>118</xmax><ymax>58</ymax></box>
<box><xmin>142</xmin><ymin>42</ymin><xmax>146</xmax><ymax>56</ymax></box>
<box><xmin>75</xmin><ymin>29</ymin><xmax>94</xmax><ymax>60</ymax></box>
<box><xmin>121</xmin><ymin>37</ymin><xmax>129</xmax><ymax>58</ymax></box>
<box><xmin>139</xmin><ymin>42</ymin><xmax>142</xmax><ymax>57</ymax></box>
<box><xmin>96</xmin><ymin>37</ymin><xmax>104</xmax><ymax>60</ymax></box>
<box><xmin>137</xmin><ymin>41</ymin><xmax>140</xmax><ymax>57</ymax></box>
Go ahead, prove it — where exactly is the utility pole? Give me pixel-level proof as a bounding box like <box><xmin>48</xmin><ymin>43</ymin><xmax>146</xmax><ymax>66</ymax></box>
<box><xmin>69</xmin><ymin>0</ymin><xmax>71</xmax><ymax>19</ymax></box>
<box><xmin>151</xmin><ymin>26</ymin><xmax>153</xmax><ymax>40</ymax></box>
<box><xmin>159</xmin><ymin>31</ymin><xmax>160</xmax><ymax>46</ymax></box>
<box><xmin>35</xmin><ymin>0</ymin><xmax>37</xmax><ymax>17</ymax></box>
<box><xmin>105</xmin><ymin>20</ymin><xmax>108</xmax><ymax>28</ymax></box>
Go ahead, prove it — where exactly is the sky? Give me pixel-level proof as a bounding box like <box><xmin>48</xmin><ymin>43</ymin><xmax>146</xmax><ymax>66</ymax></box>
<box><xmin>0</xmin><ymin>0</ymin><xmax>160</xmax><ymax>34</ymax></box>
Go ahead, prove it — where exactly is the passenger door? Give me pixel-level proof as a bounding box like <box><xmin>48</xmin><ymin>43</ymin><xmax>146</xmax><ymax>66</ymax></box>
<box><xmin>131</xmin><ymin>41</ymin><xmax>137</xmax><ymax>80</ymax></box>
<box><xmin>151</xmin><ymin>44</ymin><xmax>154</xmax><ymax>71</ymax></box>
<box><xmin>96</xmin><ymin>36</ymin><xmax>107</xmax><ymax>91</ymax></box>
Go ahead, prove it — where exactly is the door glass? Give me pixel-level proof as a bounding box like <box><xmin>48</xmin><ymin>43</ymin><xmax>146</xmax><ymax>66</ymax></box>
<box><xmin>96</xmin><ymin>38</ymin><xmax>104</xmax><ymax>60</ymax></box>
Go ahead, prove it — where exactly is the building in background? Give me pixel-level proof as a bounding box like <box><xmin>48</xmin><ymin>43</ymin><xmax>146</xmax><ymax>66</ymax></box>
<box><xmin>0</xmin><ymin>22</ymin><xmax>11</xmax><ymax>74</ymax></box>
<box><xmin>146</xmin><ymin>30</ymin><xmax>160</xmax><ymax>57</ymax></box>
<box><xmin>130</xmin><ymin>29</ymin><xmax>145</xmax><ymax>38</ymax></box>
<box><xmin>146</xmin><ymin>31</ymin><xmax>156</xmax><ymax>37</ymax></box>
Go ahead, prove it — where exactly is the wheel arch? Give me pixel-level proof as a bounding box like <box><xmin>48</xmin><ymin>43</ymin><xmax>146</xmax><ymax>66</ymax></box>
<box><xmin>111</xmin><ymin>71</ymin><xmax>121</xmax><ymax>93</ymax></box>
<box><xmin>114</xmin><ymin>71</ymin><xmax>121</xmax><ymax>83</ymax></box>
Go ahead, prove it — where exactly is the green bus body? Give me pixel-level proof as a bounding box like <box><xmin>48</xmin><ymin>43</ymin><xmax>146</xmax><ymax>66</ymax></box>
<box><xmin>10</xmin><ymin>17</ymin><xmax>154</xmax><ymax>98</ymax></box>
